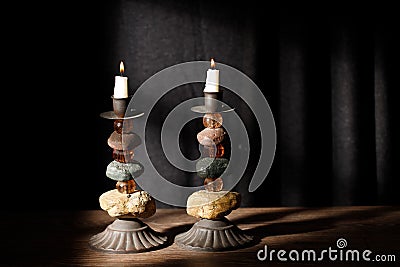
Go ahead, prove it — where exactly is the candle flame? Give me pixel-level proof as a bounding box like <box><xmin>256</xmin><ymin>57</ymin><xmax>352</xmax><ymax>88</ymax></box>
<box><xmin>210</xmin><ymin>58</ymin><xmax>215</xmax><ymax>69</ymax></box>
<box><xmin>119</xmin><ymin>61</ymin><xmax>125</xmax><ymax>75</ymax></box>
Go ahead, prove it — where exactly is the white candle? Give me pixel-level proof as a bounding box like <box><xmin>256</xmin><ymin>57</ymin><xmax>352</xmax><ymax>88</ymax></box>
<box><xmin>113</xmin><ymin>61</ymin><xmax>128</xmax><ymax>99</ymax></box>
<box><xmin>203</xmin><ymin>58</ymin><xmax>219</xmax><ymax>92</ymax></box>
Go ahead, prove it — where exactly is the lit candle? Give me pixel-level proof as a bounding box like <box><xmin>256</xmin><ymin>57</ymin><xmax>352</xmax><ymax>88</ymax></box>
<box><xmin>203</xmin><ymin>58</ymin><xmax>219</xmax><ymax>93</ymax></box>
<box><xmin>113</xmin><ymin>61</ymin><xmax>128</xmax><ymax>99</ymax></box>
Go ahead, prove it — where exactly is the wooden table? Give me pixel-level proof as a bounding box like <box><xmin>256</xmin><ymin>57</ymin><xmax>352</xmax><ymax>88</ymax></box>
<box><xmin>0</xmin><ymin>207</ymin><xmax>399</xmax><ymax>266</ymax></box>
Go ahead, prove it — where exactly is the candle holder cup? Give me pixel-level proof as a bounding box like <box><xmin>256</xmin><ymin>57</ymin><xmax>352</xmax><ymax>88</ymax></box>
<box><xmin>204</xmin><ymin>91</ymin><xmax>223</xmax><ymax>112</ymax></box>
<box><xmin>111</xmin><ymin>95</ymin><xmax>129</xmax><ymax>118</ymax></box>
<box><xmin>89</xmin><ymin>95</ymin><xmax>168</xmax><ymax>253</ymax></box>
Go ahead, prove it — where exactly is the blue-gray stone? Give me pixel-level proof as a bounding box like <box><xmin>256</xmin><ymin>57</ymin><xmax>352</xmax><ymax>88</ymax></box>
<box><xmin>196</xmin><ymin>157</ymin><xmax>229</xmax><ymax>178</ymax></box>
<box><xmin>106</xmin><ymin>160</ymin><xmax>144</xmax><ymax>181</ymax></box>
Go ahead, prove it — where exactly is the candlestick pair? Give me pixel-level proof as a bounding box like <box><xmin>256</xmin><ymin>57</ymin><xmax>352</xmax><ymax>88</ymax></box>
<box><xmin>89</xmin><ymin>60</ymin><xmax>255</xmax><ymax>253</ymax></box>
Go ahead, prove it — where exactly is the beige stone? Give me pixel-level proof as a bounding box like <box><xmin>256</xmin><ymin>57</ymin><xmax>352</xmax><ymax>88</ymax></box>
<box><xmin>186</xmin><ymin>190</ymin><xmax>241</xmax><ymax>219</ymax></box>
<box><xmin>99</xmin><ymin>189</ymin><xmax>156</xmax><ymax>218</ymax></box>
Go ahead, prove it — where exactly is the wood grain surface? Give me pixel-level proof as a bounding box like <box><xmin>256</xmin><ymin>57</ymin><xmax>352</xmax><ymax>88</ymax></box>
<box><xmin>0</xmin><ymin>206</ymin><xmax>398</xmax><ymax>266</ymax></box>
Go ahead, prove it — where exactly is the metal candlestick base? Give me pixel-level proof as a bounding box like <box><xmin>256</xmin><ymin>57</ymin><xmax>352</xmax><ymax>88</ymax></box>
<box><xmin>89</xmin><ymin>218</ymin><xmax>168</xmax><ymax>253</ymax></box>
<box><xmin>174</xmin><ymin>217</ymin><xmax>255</xmax><ymax>251</ymax></box>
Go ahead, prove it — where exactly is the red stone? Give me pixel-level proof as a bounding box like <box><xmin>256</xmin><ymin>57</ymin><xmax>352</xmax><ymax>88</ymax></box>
<box><xmin>116</xmin><ymin>179</ymin><xmax>136</xmax><ymax>194</ymax></box>
<box><xmin>203</xmin><ymin>143</ymin><xmax>225</xmax><ymax>158</ymax></box>
<box><xmin>112</xmin><ymin>149</ymin><xmax>134</xmax><ymax>163</ymax></box>
<box><xmin>203</xmin><ymin>113</ymin><xmax>223</xmax><ymax>128</ymax></box>
<box><xmin>204</xmin><ymin>177</ymin><xmax>223</xmax><ymax>192</ymax></box>
<box><xmin>114</xmin><ymin>119</ymin><xmax>134</xmax><ymax>134</ymax></box>
<box><xmin>197</xmin><ymin>128</ymin><xmax>225</xmax><ymax>146</ymax></box>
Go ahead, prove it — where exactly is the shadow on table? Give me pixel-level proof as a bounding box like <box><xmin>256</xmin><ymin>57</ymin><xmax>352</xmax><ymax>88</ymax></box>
<box><xmin>232</xmin><ymin>206</ymin><xmax>398</xmax><ymax>241</ymax></box>
<box><xmin>162</xmin><ymin>223</ymin><xmax>194</xmax><ymax>242</ymax></box>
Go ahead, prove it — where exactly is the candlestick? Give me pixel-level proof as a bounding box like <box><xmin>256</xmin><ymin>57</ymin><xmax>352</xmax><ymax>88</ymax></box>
<box><xmin>113</xmin><ymin>61</ymin><xmax>129</xmax><ymax>99</ymax></box>
<box><xmin>89</xmin><ymin>94</ymin><xmax>168</xmax><ymax>253</ymax></box>
<box><xmin>175</xmin><ymin>93</ymin><xmax>256</xmax><ymax>251</ymax></box>
<box><xmin>203</xmin><ymin>58</ymin><xmax>220</xmax><ymax>93</ymax></box>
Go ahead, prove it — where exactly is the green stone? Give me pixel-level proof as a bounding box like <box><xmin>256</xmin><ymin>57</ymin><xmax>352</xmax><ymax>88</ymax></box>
<box><xmin>196</xmin><ymin>157</ymin><xmax>229</xmax><ymax>178</ymax></box>
<box><xmin>106</xmin><ymin>160</ymin><xmax>144</xmax><ymax>181</ymax></box>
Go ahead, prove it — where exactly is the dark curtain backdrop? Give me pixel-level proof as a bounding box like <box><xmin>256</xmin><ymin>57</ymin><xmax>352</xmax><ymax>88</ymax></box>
<box><xmin>8</xmin><ymin>0</ymin><xmax>399</xmax><ymax>209</ymax></box>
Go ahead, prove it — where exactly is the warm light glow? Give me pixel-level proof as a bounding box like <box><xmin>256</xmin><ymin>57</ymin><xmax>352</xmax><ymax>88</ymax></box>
<box><xmin>119</xmin><ymin>61</ymin><xmax>125</xmax><ymax>75</ymax></box>
<box><xmin>210</xmin><ymin>58</ymin><xmax>215</xmax><ymax>69</ymax></box>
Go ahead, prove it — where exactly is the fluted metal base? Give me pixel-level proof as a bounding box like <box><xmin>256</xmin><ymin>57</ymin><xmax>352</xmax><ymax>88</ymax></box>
<box><xmin>89</xmin><ymin>218</ymin><xmax>168</xmax><ymax>253</ymax></box>
<box><xmin>174</xmin><ymin>217</ymin><xmax>255</xmax><ymax>251</ymax></box>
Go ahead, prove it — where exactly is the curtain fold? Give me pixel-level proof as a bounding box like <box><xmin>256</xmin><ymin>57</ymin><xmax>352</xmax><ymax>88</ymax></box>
<box><xmin>374</xmin><ymin>22</ymin><xmax>400</xmax><ymax>204</ymax></box>
<box><xmin>330</xmin><ymin>21</ymin><xmax>377</xmax><ymax>205</ymax></box>
<box><xmin>279</xmin><ymin>22</ymin><xmax>309</xmax><ymax>205</ymax></box>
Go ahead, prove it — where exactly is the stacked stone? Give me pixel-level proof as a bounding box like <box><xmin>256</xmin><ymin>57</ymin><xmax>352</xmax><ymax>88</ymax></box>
<box><xmin>197</xmin><ymin>113</ymin><xmax>226</xmax><ymax>191</ymax></box>
<box><xmin>188</xmin><ymin>112</ymin><xmax>241</xmax><ymax>220</ymax></box>
<box><xmin>99</xmin><ymin>118</ymin><xmax>156</xmax><ymax>218</ymax></box>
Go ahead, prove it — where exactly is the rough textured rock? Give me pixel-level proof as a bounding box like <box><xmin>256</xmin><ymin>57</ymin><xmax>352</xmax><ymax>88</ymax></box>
<box><xmin>197</xmin><ymin>128</ymin><xmax>225</xmax><ymax>146</ymax></box>
<box><xmin>186</xmin><ymin>190</ymin><xmax>241</xmax><ymax>219</ymax></box>
<box><xmin>99</xmin><ymin>189</ymin><xmax>156</xmax><ymax>218</ymax></box>
<box><xmin>196</xmin><ymin>157</ymin><xmax>229</xmax><ymax>178</ymax></box>
<box><xmin>106</xmin><ymin>160</ymin><xmax>144</xmax><ymax>181</ymax></box>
